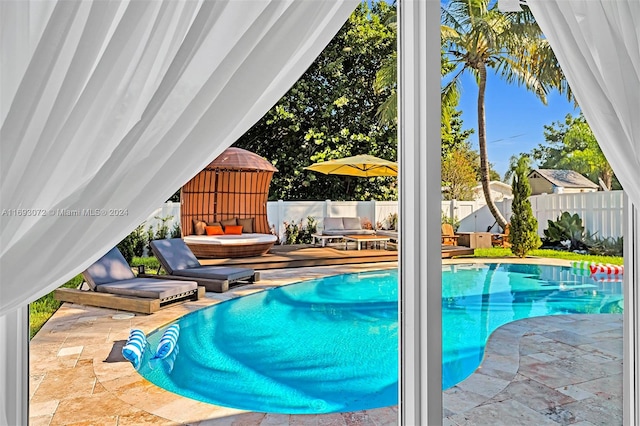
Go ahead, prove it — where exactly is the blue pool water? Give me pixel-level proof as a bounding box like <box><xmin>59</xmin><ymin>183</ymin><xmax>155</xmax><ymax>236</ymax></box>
<box><xmin>138</xmin><ymin>264</ymin><xmax>623</xmax><ymax>414</ymax></box>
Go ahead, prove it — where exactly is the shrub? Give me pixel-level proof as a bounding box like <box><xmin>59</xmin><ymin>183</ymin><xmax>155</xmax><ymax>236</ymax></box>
<box><xmin>543</xmin><ymin>212</ymin><xmax>587</xmax><ymax>251</ymax></box>
<box><xmin>117</xmin><ymin>224</ymin><xmax>147</xmax><ymax>264</ymax></box>
<box><xmin>584</xmin><ymin>232</ymin><xmax>624</xmax><ymax>257</ymax></box>
<box><xmin>147</xmin><ymin>215</ymin><xmax>174</xmax><ymax>252</ymax></box>
<box><xmin>170</xmin><ymin>222</ymin><xmax>181</xmax><ymax>238</ymax></box>
<box><xmin>509</xmin><ymin>156</ymin><xmax>541</xmax><ymax>257</ymax></box>
<box><xmin>387</xmin><ymin>212</ymin><xmax>398</xmax><ymax>230</ymax></box>
<box><xmin>441</xmin><ymin>212</ymin><xmax>459</xmax><ymax>232</ymax></box>
<box><xmin>283</xmin><ymin>216</ymin><xmax>317</xmax><ymax>244</ymax></box>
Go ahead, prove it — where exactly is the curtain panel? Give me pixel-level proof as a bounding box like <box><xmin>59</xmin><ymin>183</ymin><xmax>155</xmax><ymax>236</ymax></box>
<box><xmin>0</xmin><ymin>1</ymin><xmax>358</xmax><ymax>423</ymax></box>
<box><xmin>526</xmin><ymin>0</ymin><xmax>639</xmax><ymax>206</ymax></box>
<box><xmin>526</xmin><ymin>1</ymin><xmax>639</xmax><ymax>423</ymax></box>
<box><xmin>0</xmin><ymin>0</ymin><xmax>358</xmax><ymax>314</ymax></box>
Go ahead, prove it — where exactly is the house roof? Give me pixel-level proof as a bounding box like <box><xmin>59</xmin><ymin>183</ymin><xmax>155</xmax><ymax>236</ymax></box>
<box><xmin>528</xmin><ymin>169</ymin><xmax>598</xmax><ymax>189</ymax></box>
<box><xmin>472</xmin><ymin>181</ymin><xmax>513</xmax><ymax>192</ymax></box>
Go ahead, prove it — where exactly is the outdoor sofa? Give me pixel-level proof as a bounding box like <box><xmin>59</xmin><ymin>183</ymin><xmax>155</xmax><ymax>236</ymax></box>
<box><xmin>148</xmin><ymin>238</ymin><xmax>260</xmax><ymax>293</ymax></box>
<box><xmin>321</xmin><ymin>217</ymin><xmax>376</xmax><ymax>236</ymax></box>
<box><xmin>54</xmin><ymin>247</ymin><xmax>204</xmax><ymax>314</ymax></box>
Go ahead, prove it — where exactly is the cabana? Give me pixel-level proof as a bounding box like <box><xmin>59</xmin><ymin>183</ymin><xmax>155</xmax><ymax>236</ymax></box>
<box><xmin>180</xmin><ymin>147</ymin><xmax>278</xmax><ymax>258</ymax></box>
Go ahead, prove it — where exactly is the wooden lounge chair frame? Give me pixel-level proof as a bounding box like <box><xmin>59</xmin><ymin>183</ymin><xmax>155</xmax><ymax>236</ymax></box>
<box><xmin>54</xmin><ymin>247</ymin><xmax>204</xmax><ymax>314</ymax></box>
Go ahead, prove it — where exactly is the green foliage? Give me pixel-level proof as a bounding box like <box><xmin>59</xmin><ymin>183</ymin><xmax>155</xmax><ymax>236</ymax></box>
<box><xmin>146</xmin><ymin>215</ymin><xmax>174</xmax><ymax>253</ymax></box>
<box><xmin>472</xmin><ymin>247</ymin><xmax>623</xmax><ymax>265</ymax></box>
<box><xmin>509</xmin><ymin>156</ymin><xmax>541</xmax><ymax>257</ymax></box>
<box><xmin>283</xmin><ymin>217</ymin><xmax>318</xmax><ymax>245</ymax></box>
<box><xmin>442</xmin><ymin>147</ymin><xmax>478</xmax><ymax>200</ymax></box>
<box><xmin>234</xmin><ymin>1</ymin><xmax>398</xmax><ymax>201</ymax></box>
<box><xmin>442</xmin><ymin>0</ymin><xmax>571</xmax><ymax>227</ymax></box>
<box><xmin>133</xmin><ymin>256</ymin><xmax>162</xmax><ymax>273</ymax></box>
<box><xmin>29</xmin><ymin>274</ymin><xmax>83</xmax><ymax>339</ymax></box>
<box><xmin>583</xmin><ymin>232</ymin><xmax>624</xmax><ymax>257</ymax></box>
<box><xmin>170</xmin><ymin>222</ymin><xmax>182</xmax><ymax>238</ymax></box>
<box><xmin>387</xmin><ymin>212</ymin><xmax>398</xmax><ymax>230</ymax></box>
<box><xmin>532</xmin><ymin>113</ymin><xmax>621</xmax><ymax>190</ymax></box>
<box><xmin>441</xmin><ymin>213</ymin><xmax>460</xmax><ymax>231</ymax></box>
<box><xmin>542</xmin><ymin>212</ymin><xmax>586</xmax><ymax>250</ymax></box>
<box><xmin>117</xmin><ymin>223</ymin><xmax>147</xmax><ymax>264</ymax></box>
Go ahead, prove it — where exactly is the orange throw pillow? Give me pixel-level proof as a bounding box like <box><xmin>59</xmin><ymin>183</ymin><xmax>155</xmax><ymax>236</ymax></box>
<box><xmin>205</xmin><ymin>225</ymin><xmax>224</xmax><ymax>235</ymax></box>
<box><xmin>224</xmin><ymin>225</ymin><xmax>243</xmax><ymax>235</ymax></box>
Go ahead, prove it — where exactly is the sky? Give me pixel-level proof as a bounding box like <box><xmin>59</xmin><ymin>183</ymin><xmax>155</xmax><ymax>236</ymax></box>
<box><xmin>455</xmin><ymin>67</ymin><xmax>582</xmax><ymax>181</ymax></box>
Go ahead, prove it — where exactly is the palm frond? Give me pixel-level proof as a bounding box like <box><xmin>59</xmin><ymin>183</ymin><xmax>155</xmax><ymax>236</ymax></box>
<box><xmin>376</xmin><ymin>91</ymin><xmax>397</xmax><ymax>126</ymax></box>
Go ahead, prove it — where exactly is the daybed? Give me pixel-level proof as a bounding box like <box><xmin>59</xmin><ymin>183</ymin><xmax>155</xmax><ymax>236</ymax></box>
<box><xmin>183</xmin><ymin>233</ymin><xmax>277</xmax><ymax>258</ymax></box>
<box><xmin>186</xmin><ymin>217</ymin><xmax>277</xmax><ymax>258</ymax></box>
<box><xmin>148</xmin><ymin>238</ymin><xmax>260</xmax><ymax>292</ymax></box>
<box><xmin>54</xmin><ymin>247</ymin><xmax>204</xmax><ymax>314</ymax></box>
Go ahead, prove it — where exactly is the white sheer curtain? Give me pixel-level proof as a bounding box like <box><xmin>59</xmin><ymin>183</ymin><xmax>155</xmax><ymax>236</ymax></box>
<box><xmin>0</xmin><ymin>0</ymin><xmax>358</xmax><ymax>314</ymax></box>
<box><xmin>524</xmin><ymin>1</ymin><xmax>639</xmax><ymax>424</ymax></box>
<box><xmin>526</xmin><ymin>0</ymin><xmax>639</xmax><ymax>205</ymax></box>
<box><xmin>0</xmin><ymin>1</ymin><xmax>358</xmax><ymax>424</ymax></box>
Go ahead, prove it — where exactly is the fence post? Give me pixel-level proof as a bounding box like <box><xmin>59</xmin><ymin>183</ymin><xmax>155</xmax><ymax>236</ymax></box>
<box><xmin>324</xmin><ymin>199</ymin><xmax>331</xmax><ymax>218</ymax></box>
<box><xmin>370</xmin><ymin>199</ymin><xmax>377</xmax><ymax>228</ymax></box>
<box><xmin>277</xmin><ymin>199</ymin><xmax>284</xmax><ymax>241</ymax></box>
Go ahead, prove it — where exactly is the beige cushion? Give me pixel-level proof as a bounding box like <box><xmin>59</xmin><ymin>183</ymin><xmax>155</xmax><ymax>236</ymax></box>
<box><xmin>206</xmin><ymin>221</ymin><xmax>222</xmax><ymax>227</ymax></box>
<box><xmin>237</xmin><ymin>217</ymin><xmax>254</xmax><ymax>233</ymax></box>
<box><xmin>323</xmin><ymin>217</ymin><xmax>344</xmax><ymax>231</ymax></box>
<box><xmin>343</xmin><ymin>217</ymin><xmax>362</xmax><ymax>230</ymax></box>
<box><xmin>192</xmin><ymin>219</ymin><xmax>207</xmax><ymax>235</ymax></box>
<box><xmin>220</xmin><ymin>218</ymin><xmax>237</xmax><ymax>229</ymax></box>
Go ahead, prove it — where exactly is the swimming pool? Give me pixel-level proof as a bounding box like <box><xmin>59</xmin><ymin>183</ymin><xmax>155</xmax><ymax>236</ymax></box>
<box><xmin>138</xmin><ymin>263</ymin><xmax>623</xmax><ymax>414</ymax></box>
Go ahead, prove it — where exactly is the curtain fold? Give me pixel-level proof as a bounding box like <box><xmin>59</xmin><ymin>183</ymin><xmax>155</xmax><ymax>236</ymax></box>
<box><xmin>527</xmin><ymin>0</ymin><xmax>639</xmax><ymax>205</ymax></box>
<box><xmin>0</xmin><ymin>0</ymin><xmax>359</xmax><ymax>315</ymax></box>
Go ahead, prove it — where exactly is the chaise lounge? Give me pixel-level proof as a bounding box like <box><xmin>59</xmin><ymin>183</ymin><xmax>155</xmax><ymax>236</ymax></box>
<box><xmin>147</xmin><ymin>238</ymin><xmax>260</xmax><ymax>293</ymax></box>
<box><xmin>54</xmin><ymin>247</ymin><xmax>204</xmax><ymax>314</ymax></box>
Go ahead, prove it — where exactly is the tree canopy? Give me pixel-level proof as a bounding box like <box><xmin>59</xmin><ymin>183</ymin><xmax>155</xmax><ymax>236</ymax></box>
<box><xmin>441</xmin><ymin>0</ymin><xmax>572</xmax><ymax>228</ymax></box>
<box><xmin>532</xmin><ymin>114</ymin><xmax>621</xmax><ymax>190</ymax></box>
<box><xmin>233</xmin><ymin>1</ymin><xmax>397</xmax><ymax>201</ymax></box>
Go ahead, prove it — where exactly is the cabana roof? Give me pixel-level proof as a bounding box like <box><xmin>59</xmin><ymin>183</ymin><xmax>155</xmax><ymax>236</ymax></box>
<box><xmin>206</xmin><ymin>147</ymin><xmax>277</xmax><ymax>172</ymax></box>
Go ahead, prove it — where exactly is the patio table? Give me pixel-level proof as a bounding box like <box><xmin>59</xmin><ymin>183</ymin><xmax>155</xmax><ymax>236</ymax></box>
<box><xmin>343</xmin><ymin>235</ymin><xmax>390</xmax><ymax>250</ymax></box>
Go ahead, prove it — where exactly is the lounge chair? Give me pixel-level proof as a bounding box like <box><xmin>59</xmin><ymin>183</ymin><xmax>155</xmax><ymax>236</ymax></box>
<box><xmin>441</xmin><ymin>223</ymin><xmax>459</xmax><ymax>246</ymax></box>
<box><xmin>491</xmin><ymin>224</ymin><xmax>511</xmax><ymax>248</ymax></box>
<box><xmin>148</xmin><ymin>238</ymin><xmax>260</xmax><ymax>293</ymax></box>
<box><xmin>54</xmin><ymin>247</ymin><xmax>203</xmax><ymax>314</ymax></box>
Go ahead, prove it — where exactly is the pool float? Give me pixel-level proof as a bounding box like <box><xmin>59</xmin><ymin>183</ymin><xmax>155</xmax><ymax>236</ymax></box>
<box><xmin>589</xmin><ymin>263</ymin><xmax>624</xmax><ymax>275</ymax></box>
<box><xmin>153</xmin><ymin>324</ymin><xmax>180</xmax><ymax>360</ymax></box>
<box><xmin>122</xmin><ymin>329</ymin><xmax>148</xmax><ymax>370</ymax></box>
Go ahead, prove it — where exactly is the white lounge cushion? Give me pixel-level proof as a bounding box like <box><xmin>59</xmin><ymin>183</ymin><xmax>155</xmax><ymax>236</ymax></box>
<box><xmin>323</xmin><ymin>217</ymin><xmax>345</xmax><ymax>231</ymax></box>
<box><xmin>183</xmin><ymin>233</ymin><xmax>277</xmax><ymax>246</ymax></box>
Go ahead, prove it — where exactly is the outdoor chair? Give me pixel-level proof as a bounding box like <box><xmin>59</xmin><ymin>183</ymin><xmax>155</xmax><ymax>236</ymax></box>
<box><xmin>148</xmin><ymin>238</ymin><xmax>260</xmax><ymax>293</ymax></box>
<box><xmin>491</xmin><ymin>224</ymin><xmax>511</xmax><ymax>248</ymax></box>
<box><xmin>54</xmin><ymin>247</ymin><xmax>203</xmax><ymax>314</ymax></box>
<box><xmin>441</xmin><ymin>223</ymin><xmax>459</xmax><ymax>246</ymax></box>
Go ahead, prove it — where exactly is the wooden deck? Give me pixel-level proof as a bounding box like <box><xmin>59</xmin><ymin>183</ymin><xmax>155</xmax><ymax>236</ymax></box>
<box><xmin>198</xmin><ymin>244</ymin><xmax>397</xmax><ymax>270</ymax></box>
<box><xmin>195</xmin><ymin>243</ymin><xmax>474</xmax><ymax>270</ymax></box>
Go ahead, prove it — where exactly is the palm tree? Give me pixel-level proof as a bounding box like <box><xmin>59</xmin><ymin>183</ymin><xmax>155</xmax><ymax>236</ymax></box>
<box><xmin>441</xmin><ymin>0</ymin><xmax>572</xmax><ymax>229</ymax></box>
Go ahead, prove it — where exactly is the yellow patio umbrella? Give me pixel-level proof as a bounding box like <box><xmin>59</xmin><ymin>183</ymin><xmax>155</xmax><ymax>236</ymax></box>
<box><xmin>304</xmin><ymin>154</ymin><xmax>398</xmax><ymax>177</ymax></box>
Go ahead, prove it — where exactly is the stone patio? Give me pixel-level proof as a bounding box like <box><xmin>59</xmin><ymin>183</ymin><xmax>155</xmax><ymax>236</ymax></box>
<box><xmin>29</xmin><ymin>259</ymin><xmax>623</xmax><ymax>425</ymax></box>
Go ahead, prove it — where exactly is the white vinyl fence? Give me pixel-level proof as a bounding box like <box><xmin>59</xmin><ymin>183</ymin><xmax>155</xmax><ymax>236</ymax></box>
<box><xmin>144</xmin><ymin>200</ymin><xmax>399</xmax><ymax>242</ymax></box>
<box><xmin>145</xmin><ymin>191</ymin><xmax>624</xmax><ymax>241</ymax></box>
<box><xmin>452</xmin><ymin>191</ymin><xmax>624</xmax><ymax>238</ymax></box>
